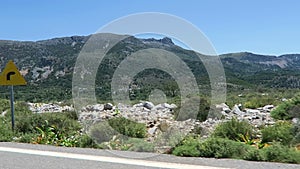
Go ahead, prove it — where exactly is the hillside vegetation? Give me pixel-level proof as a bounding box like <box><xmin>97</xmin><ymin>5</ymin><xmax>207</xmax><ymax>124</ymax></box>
<box><xmin>1</xmin><ymin>34</ymin><xmax>300</xmax><ymax>102</ymax></box>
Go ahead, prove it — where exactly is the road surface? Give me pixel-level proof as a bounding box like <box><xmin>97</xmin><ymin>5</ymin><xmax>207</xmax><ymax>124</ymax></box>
<box><xmin>0</xmin><ymin>142</ymin><xmax>299</xmax><ymax>169</ymax></box>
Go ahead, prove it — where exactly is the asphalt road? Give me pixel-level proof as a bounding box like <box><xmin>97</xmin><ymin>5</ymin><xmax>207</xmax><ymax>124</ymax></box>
<box><xmin>0</xmin><ymin>142</ymin><xmax>299</xmax><ymax>169</ymax></box>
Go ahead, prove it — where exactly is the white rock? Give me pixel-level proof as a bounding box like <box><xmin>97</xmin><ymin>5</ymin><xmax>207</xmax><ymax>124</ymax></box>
<box><xmin>216</xmin><ymin>103</ymin><xmax>231</xmax><ymax>113</ymax></box>
<box><xmin>162</xmin><ymin>103</ymin><xmax>177</xmax><ymax>109</ymax></box>
<box><xmin>263</xmin><ymin>105</ymin><xmax>274</xmax><ymax>111</ymax></box>
<box><xmin>1</xmin><ymin>110</ymin><xmax>7</xmax><ymax>116</ymax></box>
<box><xmin>232</xmin><ymin>105</ymin><xmax>243</xmax><ymax>115</ymax></box>
<box><xmin>292</xmin><ymin>118</ymin><xmax>299</xmax><ymax>124</ymax></box>
<box><xmin>245</xmin><ymin>109</ymin><xmax>260</xmax><ymax>114</ymax></box>
<box><xmin>143</xmin><ymin>101</ymin><xmax>154</xmax><ymax>110</ymax></box>
<box><xmin>148</xmin><ymin>127</ymin><xmax>158</xmax><ymax>135</ymax></box>
<box><xmin>153</xmin><ymin>104</ymin><xmax>165</xmax><ymax>110</ymax></box>
<box><xmin>103</xmin><ymin>103</ymin><xmax>113</xmax><ymax>110</ymax></box>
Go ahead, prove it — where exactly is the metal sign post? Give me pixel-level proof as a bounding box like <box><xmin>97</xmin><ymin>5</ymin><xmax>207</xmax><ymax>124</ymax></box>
<box><xmin>10</xmin><ymin>85</ymin><xmax>15</xmax><ymax>131</ymax></box>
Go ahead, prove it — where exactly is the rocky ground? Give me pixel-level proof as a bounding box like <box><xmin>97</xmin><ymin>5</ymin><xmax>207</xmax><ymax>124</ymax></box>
<box><xmin>27</xmin><ymin>101</ymin><xmax>280</xmax><ymax>142</ymax></box>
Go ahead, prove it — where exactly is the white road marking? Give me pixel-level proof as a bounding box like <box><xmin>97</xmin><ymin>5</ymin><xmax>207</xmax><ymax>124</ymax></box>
<box><xmin>0</xmin><ymin>146</ymin><xmax>233</xmax><ymax>169</ymax></box>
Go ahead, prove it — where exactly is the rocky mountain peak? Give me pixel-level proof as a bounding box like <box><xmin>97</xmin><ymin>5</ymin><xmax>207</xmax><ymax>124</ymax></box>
<box><xmin>141</xmin><ymin>37</ymin><xmax>174</xmax><ymax>46</ymax></box>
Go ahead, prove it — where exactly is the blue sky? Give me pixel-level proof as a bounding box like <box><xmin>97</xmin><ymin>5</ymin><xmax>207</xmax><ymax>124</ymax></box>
<box><xmin>1</xmin><ymin>0</ymin><xmax>299</xmax><ymax>55</ymax></box>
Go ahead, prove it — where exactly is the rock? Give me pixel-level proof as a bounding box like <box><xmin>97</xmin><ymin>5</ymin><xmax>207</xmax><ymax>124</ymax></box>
<box><xmin>153</xmin><ymin>104</ymin><xmax>165</xmax><ymax>110</ymax></box>
<box><xmin>154</xmin><ymin>146</ymin><xmax>172</xmax><ymax>154</ymax></box>
<box><xmin>162</xmin><ymin>103</ymin><xmax>177</xmax><ymax>109</ymax></box>
<box><xmin>143</xmin><ymin>101</ymin><xmax>154</xmax><ymax>110</ymax></box>
<box><xmin>263</xmin><ymin>105</ymin><xmax>274</xmax><ymax>111</ymax></box>
<box><xmin>1</xmin><ymin>110</ymin><xmax>7</xmax><ymax>116</ymax></box>
<box><xmin>158</xmin><ymin>121</ymin><xmax>169</xmax><ymax>132</ymax></box>
<box><xmin>62</xmin><ymin>105</ymin><xmax>74</xmax><ymax>112</ymax></box>
<box><xmin>216</xmin><ymin>103</ymin><xmax>231</xmax><ymax>113</ymax></box>
<box><xmin>245</xmin><ymin>109</ymin><xmax>260</xmax><ymax>114</ymax></box>
<box><xmin>103</xmin><ymin>103</ymin><xmax>113</xmax><ymax>110</ymax></box>
<box><xmin>133</xmin><ymin>102</ymin><xmax>144</xmax><ymax>108</ymax></box>
<box><xmin>93</xmin><ymin>104</ymin><xmax>104</xmax><ymax>111</ymax></box>
<box><xmin>292</xmin><ymin>118</ymin><xmax>299</xmax><ymax>124</ymax></box>
<box><xmin>251</xmin><ymin>115</ymin><xmax>260</xmax><ymax>119</ymax></box>
<box><xmin>232</xmin><ymin>105</ymin><xmax>243</xmax><ymax>115</ymax></box>
<box><xmin>148</xmin><ymin>127</ymin><xmax>158</xmax><ymax>135</ymax></box>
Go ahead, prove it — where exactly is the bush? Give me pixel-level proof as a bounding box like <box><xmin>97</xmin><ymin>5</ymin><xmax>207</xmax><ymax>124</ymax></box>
<box><xmin>125</xmin><ymin>138</ymin><xmax>154</xmax><ymax>152</ymax></box>
<box><xmin>198</xmin><ymin>137</ymin><xmax>252</xmax><ymax>158</ymax></box>
<box><xmin>108</xmin><ymin>117</ymin><xmax>146</xmax><ymax>138</ymax></box>
<box><xmin>64</xmin><ymin>111</ymin><xmax>79</xmax><ymax>120</ymax></box>
<box><xmin>243</xmin><ymin>147</ymin><xmax>265</xmax><ymax>161</ymax></box>
<box><xmin>0</xmin><ymin>99</ymin><xmax>10</xmax><ymax>113</ymax></box>
<box><xmin>15</xmin><ymin>114</ymin><xmax>43</xmax><ymax>133</ymax></box>
<box><xmin>271</xmin><ymin>96</ymin><xmax>300</xmax><ymax>120</ymax></box>
<box><xmin>0</xmin><ymin>117</ymin><xmax>14</xmax><ymax>142</ymax></box>
<box><xmin>212</xmin><ymin>118</ymin><xmax>254</xmax><ymax>141</ymax></box>
<box><xmin>244</xmin><ymin>97</ymin><xmax>274</xmax><ymax>109</ymax></box>
<box><xmin>291</xmin><ymin>121</ymin><xmax>300</xmax><ymax>145</ymax></box>
<box><xmin>15</xmin><ymin>112</ymin><xmax>81</xmax><ymax>134</ymax></box>
<box><xmin>77</xmin><ymin>134</ymin><xmax>99</xmax><ymax>148</ymax></box>
<box><xmin>172</xmin><ymin>136</ymin><xmax>201</xmax><ymax>157</ymax></box>
<box><xmin>261</xmin><ymin>121</ymin><xmax>293</xmax><ymax>146</ymax></box>
<box><xmin>172</xmin><ymin>136</ymin><xmax>300</xmax><ymax>164</ymax></box>
<box><xmin>41</xmin><ymin>113</ymin><xmax>82</xmax><ymax>133</ymax></box>
<box><xmin>16</xmin><ymin>133</ymin><xmax>37</xmax><ymax>143</ymax></box>
<box><xmin>89</xmin><ymin>121</ymin><xmax>117</xmax><ymax>143</ymax></box>
<box><xmin>172</xmin><ymin>136</ymin><xmax>253</xmax><ymax>159</ymax></box>
<box><xmin>243</xmin><ymin>148</ymin><xmax>265</xmax><ymax>161</ymax></box>
<box><xmin>262</xmin><ymin>143</ymin><xmax>300</xmax><ymax>163</ymax></box>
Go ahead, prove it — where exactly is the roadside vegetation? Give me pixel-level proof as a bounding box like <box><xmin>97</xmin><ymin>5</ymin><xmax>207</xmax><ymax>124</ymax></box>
<box><xmin>0</xmin><ymin>89</ymin><xmax>300</xmax><ymax>164</ymax></box>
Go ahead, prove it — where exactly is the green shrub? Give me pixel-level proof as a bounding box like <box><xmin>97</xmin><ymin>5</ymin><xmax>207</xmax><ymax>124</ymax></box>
<box><xmin>244</xmin><ymin>97</ymin><xmax>274</xmax><ymax>109</ymax></box>
<box><xmin>89</xmin><ymin>121</ymin><xmax>117</xmax><ymax>144</ymax></box>
<box><xmin>12</xmin><ymin>111</ymin><xmax>82</xmax><ymax>147</ymax></box>
<box><xmin>271</xmin><ymin>96</ymin><xmax>300</xmax><ymax>120</ymax></box>
<box><xmin>16</xmin><ymin>133</ymin><xmax>37</xmax><ymax>143</ymax></box>
<box><xmin>172</xmin><ymin>136</ymin><xmax>300</xmax><ymax>164</ymax></box>
<box><xmin>262</xmin><ymin>143</ymin><xmax>300</xmax><ymax>163</ymax></box>
<box><xmin>261</xmin><ymin>121</ymin><xmax>293</xmax><ymax>145</ymax></box>
<box><xmin>108</xmin><ymin>117</ymin><xmax>146</xmax><ymax>138</ymax></box>
<box><xmin>64</xmin><ymin>111</ymin><xmax>79</xmax><ymax>120</ymax></box>
<box><xmin>15</xmin><ymin>114</ymin><xmax>43</xmax><ymax>133</ymax></box>
<box><xmin>77</xmin><ymin>134</ymin><xmax>99</xmax><ymax>148</ymax></box>
<box><xmin>243</xmin><ymin>148</ymin><xmax>265</xmax><ymax>161</ymax></box>
<box><xmin>15</xmin><ymin>112</ymin><xmax>81</xmax><ymax>134</ymax></box>
<box><xmin>0</xmin><ymin>117</ymin><xmax>14</xmax><ymax>142</ymax></box>
<box><xmin>212</xmin><ymin>118</ymin><xmax>254</xmax><ymax>141</ymax></box>
<box><xmin>291</xmin><ymin>121</ymin><xmax>300</xmax><ymax>145</ymax></box>
<box><xmin>0</xmin><ymin>99</ymin><xmax>10</xmax><ymax>112</ymax></box>
<box><xmin>172</xmin><ymin>136</ymin><xmax>201</xmax><ymax>157</ymax></box>
<box><xmin>173</xmin><ymin>136</ymin><xmax>252</xmax><ymax>159</ymax></box>
<box><xmin>28</xmin><ymin>118</ymin><xmax>82</xmax><ymax>147</ymax></box>
<box><xmin>125</xmin><ymin>138</ymin><xmax>154</xmax><ymax>152</ymax></box>
<box><xmin>198</xmin><ymin>137</ymin><xmax>252</xmax><ymax>158</ymax></box>
<box><xmin>41</xmin><ymin>113</ymin><xmax>82</xmax><ymax>133</ymax></box>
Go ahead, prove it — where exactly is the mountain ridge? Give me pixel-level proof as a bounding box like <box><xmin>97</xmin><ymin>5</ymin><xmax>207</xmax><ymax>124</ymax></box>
<box><xmin>0</xmin><ymin>34</ymin><xmax>300</xmax><ymax>102</ymax></box>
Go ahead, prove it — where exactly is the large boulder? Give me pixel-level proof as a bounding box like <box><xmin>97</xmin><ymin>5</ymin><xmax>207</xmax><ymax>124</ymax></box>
<box><xmin>215</xmin><ymin>103</ymin><xmax>231</xmax><ymax>113</ymax></box>
<box><xmin>143</xmin><ymin>101</ymin><xmax>155</xmax><ymax>110</ymax></box>
<box><xmin>103</xmin><ymin>103</ymin><xmax>114</xmax><ymax>110</ymax></box>
<box><xmin>263</xmin><ymin>105</ymin><xmax>274</xmax><ymax>112</ymax></box>
<box><xmin>231</xmin><ymin>104</ymin><xmax>243</xmax><ymax>115</ymax></box>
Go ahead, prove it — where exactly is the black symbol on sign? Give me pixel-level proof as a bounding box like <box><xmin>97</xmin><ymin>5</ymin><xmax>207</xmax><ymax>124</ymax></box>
<box><xmin>6</xmin><ymin>72</ymin><xmax>15</xmax><ymax>80</ymax></box>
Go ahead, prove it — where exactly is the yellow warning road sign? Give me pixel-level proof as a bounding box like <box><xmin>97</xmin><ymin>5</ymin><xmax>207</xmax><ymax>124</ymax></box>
<box><xmin>0</xmin><ymin>60</ymin><xmax>27</xmax><ymax>86</ymax></box>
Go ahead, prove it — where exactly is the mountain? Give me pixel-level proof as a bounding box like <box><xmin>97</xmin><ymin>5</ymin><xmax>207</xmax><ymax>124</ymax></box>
<box><xmin>0</xmin><ymin>34</ymin><xmax>300</xmax><ymax>102</ymax></box>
